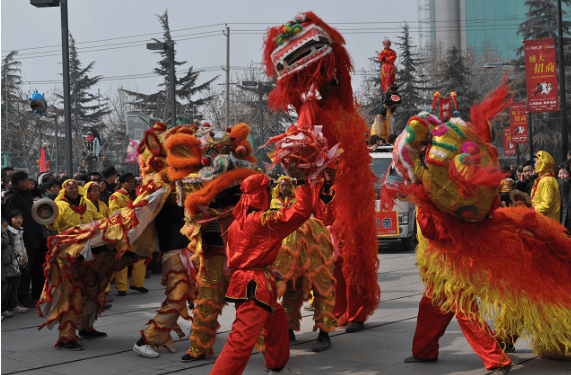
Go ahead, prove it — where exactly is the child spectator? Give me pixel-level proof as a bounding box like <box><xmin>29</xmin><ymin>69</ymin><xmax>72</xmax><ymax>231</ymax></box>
<box><xmin>2</xmin><ymin>216</ymin><xmax>25</xmax><ymax>318</ymax></box>
<box><xmin>7</xmin><ymin>210</ymin><xmax>30</xmax><ymax>313</ymax></box>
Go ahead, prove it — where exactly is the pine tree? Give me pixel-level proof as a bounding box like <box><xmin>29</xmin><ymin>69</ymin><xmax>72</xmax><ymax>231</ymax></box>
<box><xmin>53</xmin><ymin>32</ymin><xmax>110</xmax><ymax>169</ymax></box>
<box><xmin>393</xmin><ymin>23</ymin><xmax>431</xmax><ymax>133</ymax></box>
<box><xmin>1</xmin><ymin>51</ymin><xmax>42</xmax><ymax>168</ymax></box>
<box><xmin>436</xmin><ymin>46</ymin><xmax>478</xmax><ymax>121</ymax></box>
<box><xmin>122</xmin><ymin>10</ymin><xmax>217</xmax><ymax>125</ymax></box>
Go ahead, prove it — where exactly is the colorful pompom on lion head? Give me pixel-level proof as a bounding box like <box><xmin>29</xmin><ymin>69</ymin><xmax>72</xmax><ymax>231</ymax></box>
<box><xmin>137</xmin><ymin>121</ymin><xmax>258</xmax><ymax>219</ymax></box>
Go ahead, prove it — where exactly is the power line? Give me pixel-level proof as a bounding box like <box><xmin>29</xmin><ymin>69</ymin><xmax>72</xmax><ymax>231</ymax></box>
<box><xmin>1</xmin><ymin>23</ymin><xmax>226</xmax><ymax>54</ymax></box>
<box><xmin>3</xmin><ymin>16</ymin><xmax>549</xmax><ymax>57</ymax></box>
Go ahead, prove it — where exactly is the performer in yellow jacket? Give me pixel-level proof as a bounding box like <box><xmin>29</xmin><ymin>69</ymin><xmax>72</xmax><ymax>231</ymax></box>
<box><xmin>110</xmin><ymin>173</ymin><xmax>148</xmax><ymax>296</ymax></box>
<box><xmin>48</xmin><ymin>179</ymin><xmax>104</xmax><ymax>233</ymax></box>
<box><xmin>531</xmin><ymin>151</ymin><xmax>561</xmax><ymax>222</ymax></box>
<box><xmin>270</xmin><ymin>176</ymin><xmax>296</xmax><ymax>209</ymax></box>
<box><xmin>85</xmin><ymin>181</ymin><xmax>110</xmax><ymax>218</ymax></box>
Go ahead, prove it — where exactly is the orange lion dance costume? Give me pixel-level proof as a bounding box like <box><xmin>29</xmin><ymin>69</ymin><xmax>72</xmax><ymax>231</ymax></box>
<box><xmin>263</xmin><ymin>12</ymin><xmax>380</xmax><ymax>332</ymax></box>
<box><xmin>381</xmin><ymin>83</ymin><xmax>571</xmax><ymax>372</ymax></box>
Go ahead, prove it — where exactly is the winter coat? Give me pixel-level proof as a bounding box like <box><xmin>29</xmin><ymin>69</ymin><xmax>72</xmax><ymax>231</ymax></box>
<box><xmin>531</xmin><ymin>151</ymin><xmax>561</xmax><ymax>222</ymax></box>
<box><xmin>558</xmin><ymin>179</ymin><xmax>571</xmax><ymax>232</ymax></box>
<box><xmin>4</xmin><ymin>185</ymin><xmax>43</xmax><ymax>252</ymax></box>
<box><xmin>2</xmin><ymin>227</ymin><xmax>20</xmax><ymax>279</ymax></box>
<box><xmin>8</xmin><ymin>225</ymin><xmax>28</xmax><ymax>270</ymax></box>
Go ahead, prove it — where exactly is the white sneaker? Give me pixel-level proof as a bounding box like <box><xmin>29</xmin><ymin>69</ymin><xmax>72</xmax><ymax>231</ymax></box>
<box><xmin>133</xmin><ymin>343</ymin><xmax>160</xmax><ymax>358</ymax></box>
<box><xmin>11</xmin><ymin>306</ymin><xmax>29</xmax><ymax>313</ymax></box>
<box><xmin>269</xmin><ymin>367</ymin><xmax>301</xmax><ymax>375</ymax></box>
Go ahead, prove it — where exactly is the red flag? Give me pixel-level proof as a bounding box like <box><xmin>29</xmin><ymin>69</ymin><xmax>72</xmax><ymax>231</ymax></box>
<box><xmin>509</xmin><ymin>102</ymin><xmax>528</xmax><ymax>143</ymax></box>
<box><xmin>503</xmin><ymin>127</ymin><xmax>516</xmax><ymax>156</ymax></box>
<box><xmin>524</xmin><ymin>38</ymin><xmax>559</xmax><ymax>113</ymax></box>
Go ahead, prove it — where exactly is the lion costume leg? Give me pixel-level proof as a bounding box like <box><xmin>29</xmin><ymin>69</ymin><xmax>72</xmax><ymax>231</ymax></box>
<box><xmin>186</xmin><ymin>250</ymin><xmax>229</xmax><ymax>358</ymax></box>
<box><xmin>412</xmin><ymin>293</ymin><xmax>511</xmax><ymax>370</ymax></box>
<box><xmin>140</xmin><ymin>250</ymin><xmax>195</xmax><ymax>352</ymax></box>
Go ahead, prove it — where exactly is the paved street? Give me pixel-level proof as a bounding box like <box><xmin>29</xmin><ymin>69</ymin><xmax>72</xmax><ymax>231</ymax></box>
<box><xmin>2</xmin><ymin>241</ymin><xmax>569</xmax><ymax>375</ymax></box>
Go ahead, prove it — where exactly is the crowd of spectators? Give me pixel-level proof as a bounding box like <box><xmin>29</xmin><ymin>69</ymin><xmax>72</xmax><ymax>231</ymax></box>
<box><xmin>1</xmin><ymin>164</ymin><xmax>150</xmax><ymax>319</ymax></box>
<box><xmin>506</xmin><ymin>149</ymin><xmax>571</xmax><ymax>233</ymax></box>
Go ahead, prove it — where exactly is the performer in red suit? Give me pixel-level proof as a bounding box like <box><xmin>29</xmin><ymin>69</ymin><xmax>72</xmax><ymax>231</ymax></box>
<box><xmin>378</xmin><ymin>39</ymin><xmax>397</xmax><ymax>93</ymax></box>
<box><xmin>209</xmin><ymin>165</ymin><xmax>311</xmax><ymax>375</ymax></box>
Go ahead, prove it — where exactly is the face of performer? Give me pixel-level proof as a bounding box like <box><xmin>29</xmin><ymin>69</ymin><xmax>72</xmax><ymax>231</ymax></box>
<box><xmin>522</xmin><ymin>165</ymin><xmax>534</xmax><ymax>181</ymax></box>
<box><xmin>279</xmin><ymin>180</ymin><xmax>292</xmax><ymax>196</ymax></box>
<box><xmin>323</xmin><ymin>167</ymin><xmax>336</xmax><ymax>183</ymax></box>
<box><xmin>122</xmin><ymin>177</ymin><xmax>136</xmax><ymax>192</ymax></box>
<box><xmin>87</xmin><ymin>185</ymin><xmax>100</xmax><ymax>203</ymax></box>
<box><xmin>65</xmin><ymin>185</ymin><xmax>79</xmax><ymax>200</ymax></box>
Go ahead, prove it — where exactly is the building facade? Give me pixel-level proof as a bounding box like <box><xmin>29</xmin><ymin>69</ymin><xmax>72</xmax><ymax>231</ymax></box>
<box><xmin>417</xmin><ymin>0</ymin><xmax>548</xmax><ymax>59</ymax></box>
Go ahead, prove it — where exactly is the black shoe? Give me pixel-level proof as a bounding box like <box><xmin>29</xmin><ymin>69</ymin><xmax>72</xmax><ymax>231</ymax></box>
<box><xmin>58</xmin><ymin>341</ymin><xmax>84</xmax><ymax>351</ymax></box>
<box><xmin>288</xmin><ymin>329</ymin><xmax>296</xmax><ymax>342</ymax></box>
<box><xmin>180</xmin><ymin>353</ymin><xmax>206</xmax><ymax>363</ymax></box>
<box><xmin>345</xmin><ymin>321</ymin><xmax>364</xmax><ymax>333</ymax></box>
<box><xmin>130</xmin><ymin>286</ymin><xmax>148</xmax><ymax>294</ymax></box>
<box><xmin>490</xmin><ymin>366</ymin><xmax>511</xmax><ymax>375</ymax></box>
<box><xmin>117</xmin><ymin>291</ymin><xmax>127</xmax><ymax>296</ymax></box>
<box><xmin>404</xmin><ymin>355</ymin><xmax>438</xmax><ymax>363</ymax></box>
<box><xmin>104</xmin><ymin>303</ymin><xmax>112</xmax><ymax>309</ymax></box>
<box><xmin>311</xmin><ymin>331</ymin><xmax>331</xmax><ymax>352</ymax></box>
<box><xmin>79</xmin><ymin>329</ymin><xmax>107</xmax><ymax>339</ymax></box>
<box><xmin>497</xmin><ymin>340</ymin><xmax>516</xmax><ymax>353</ymax></box>
<box><xmin>104</xmin><ymin>293</ymin><xmax>114</xmax><ymax>302</ymax></box>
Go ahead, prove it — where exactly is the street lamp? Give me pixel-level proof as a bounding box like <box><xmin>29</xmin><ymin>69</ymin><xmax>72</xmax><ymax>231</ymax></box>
<box><xmin>31</xmin><ymin>0</ymin><xmax>73</xmax><ymax>176</ymax></box>
<box><xmin>484</xmin><ymin>60</ymin><xmax>534</xmax><ymax>160</ymax></box>
<box><xmin>147</xmin><ymin>42</ymin><xmax>176</xmax><ymax>128</ymax></box>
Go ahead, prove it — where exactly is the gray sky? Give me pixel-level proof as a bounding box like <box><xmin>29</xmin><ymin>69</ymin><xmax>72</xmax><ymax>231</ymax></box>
<box><xmin>1</xmin><ymin>0</ymin><xmax>418</xmax><ymax>107</ymax></box>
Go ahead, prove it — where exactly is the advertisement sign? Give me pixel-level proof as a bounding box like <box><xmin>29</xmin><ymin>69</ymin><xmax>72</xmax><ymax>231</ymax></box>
<box><xmin>503</xmin><ymin>127</ymin><xmax>516</xmax><ymax>156</ymax></box>
<box><xmin>509</xmin><ymin>102</ymin><xmax>528</xmax><ymax>143</ymax></box>
<box><xmin>375</xmin><ymin>210</ymin><xmax>399</xmax><ymax>236</ymax></box>
<box><xmin>524</xmin><ymin>38</ymin><xmax>559</xmax><ymax>113</ymax></box>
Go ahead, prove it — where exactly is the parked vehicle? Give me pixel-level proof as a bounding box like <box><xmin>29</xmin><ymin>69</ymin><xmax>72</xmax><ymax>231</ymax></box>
<box><xmin>370</xmin><ymin>146</ymin><xmax>417</xmax><ymax>251</ymax></box>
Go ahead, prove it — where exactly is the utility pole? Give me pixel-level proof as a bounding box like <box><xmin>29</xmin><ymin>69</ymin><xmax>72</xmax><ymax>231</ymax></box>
<box><xmin>557</xmin><ymin>0</ymin><xmax>568</xmax><ymax>160</ymax></box>
<box><xmin>61</xmin><ymin>0</ymin><xmax>73</xmax><ymax>176</ymax></box>
<box><xmin>258</xmin><ymin>82</ymin><xmax>264</xmax><ymax>160</ymax></box>
<box><xmin>168</xmin><ymin>42</ymin><xmax>176</xmax><ymax>127</ymax></box>
<box><xmin>224</xmin><ymin>25</ymin><xmax>230</xmax><ymax>127</ymax></box>
<box><xmin>4</xmin><ymin>70</ymin><xmax>8</xmax><ymax>130</ymax></box>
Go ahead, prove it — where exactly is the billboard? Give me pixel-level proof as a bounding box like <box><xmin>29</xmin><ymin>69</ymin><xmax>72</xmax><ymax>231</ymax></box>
<box><xmin>503</xmin><ymin>127</ymin><xmax>516</xmax><ymax>156</ymax></box>
<box><xmin>509</xmin><ymin>102</ymin><xmax>528</xmax><ymax>143</ymax></box>
<box><xmin>524</xmin><ymin>38</ymin><xmax>559</xmax><ymax>113</ymax></box>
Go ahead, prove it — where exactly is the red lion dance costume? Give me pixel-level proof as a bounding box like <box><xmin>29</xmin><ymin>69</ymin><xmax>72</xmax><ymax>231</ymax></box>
<box><xmin>381</xmin><ymin>83</ymin><xmax>571</xmax><ymax>373</ymax></box>
<box><xmin>263</xmin><ymin>12</ymin><xmax>380</xmax><ymax>329</ymax></box>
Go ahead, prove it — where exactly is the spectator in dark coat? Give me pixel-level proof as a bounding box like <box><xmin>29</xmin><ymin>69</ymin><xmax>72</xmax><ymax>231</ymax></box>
<box><xmin>513</xmin><ymin>160</ymin><xmax>535</xmax><ymax>196</ymax></box>
<box><xmin>100</xmin><ymin>166</ymin><xmax>118</xmax><ymax>205</ymax></box>
<box><xmin>557</xmin><ymin>165</ymin><xmax>571</xmax><ymax>234</ymax></box>
<box><xmin>3</xmin><ymin>171</ymin><xmax>44</xmax><ymax>307</ymax></box>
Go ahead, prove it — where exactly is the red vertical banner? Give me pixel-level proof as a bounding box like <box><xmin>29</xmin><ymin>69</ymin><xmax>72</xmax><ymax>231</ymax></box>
<box><xmin>524</xmin><ymin>38</ymin><xmax>558</xmax><ymax>113</ymax></box>
<box><xmin>503</xmin><ymin>127</ymin><xmax>516</xmax><ymax>156</ymax></box>
<box><xmin>39</xmin><ymin>147</ymin><xmax>47</xmax><ymax>173</ymax></box>
<box><xmin>509</xmin><ymin>102</ymin><xmax>528</xmax><ymax>143</ymax></box>
<box><xmin>439</xmin><ymin>97</ymin><xmax>452</xmax><ymax>121</ymax></box>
